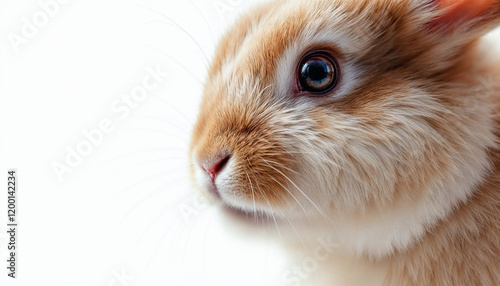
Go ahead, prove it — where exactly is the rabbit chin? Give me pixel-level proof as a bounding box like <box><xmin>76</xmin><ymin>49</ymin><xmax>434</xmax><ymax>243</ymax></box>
<box><xmin>192</xmin><ymin>135</ymin><xmax>493</xmax><ymax>261</ymax></box>
<box><xmin>199</xmin><ymin>164</ymin><xmax>489</xmax><ymax>261</ymax></box>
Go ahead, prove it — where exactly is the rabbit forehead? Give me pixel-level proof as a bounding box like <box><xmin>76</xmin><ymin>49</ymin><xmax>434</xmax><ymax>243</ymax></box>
<box><xmin>210</xmin><ymin>1</ymin><xmax>309</xmax><ymax>86</ymax></box>
<box><xmin>209</xmin><ymin>0</ymin><xmax>427</xmax><ymax>94</ymax></box>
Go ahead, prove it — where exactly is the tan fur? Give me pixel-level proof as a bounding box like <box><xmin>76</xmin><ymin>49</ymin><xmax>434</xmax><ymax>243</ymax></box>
<box><xmin>190</xmin><ymin>0</ymin><xmax>500</xmax><ymax>285</ymax></box>
<box><xmin>387</xmin><ymin>155</ymin><xmax>500</xmax><ymax>285</ymax></box>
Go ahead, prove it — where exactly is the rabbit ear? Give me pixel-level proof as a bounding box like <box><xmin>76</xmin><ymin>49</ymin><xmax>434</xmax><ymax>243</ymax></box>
<box><xmin>430</xmin><ymin>0</ymin><xmax>500</xmax><ymax>33</ymax></box>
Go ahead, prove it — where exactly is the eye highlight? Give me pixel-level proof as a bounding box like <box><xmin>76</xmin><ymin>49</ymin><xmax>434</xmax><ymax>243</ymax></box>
<box><xmin>297</xmin><ymin>52</ymin><xmax>339</xmax><ymax>95</ymax></box>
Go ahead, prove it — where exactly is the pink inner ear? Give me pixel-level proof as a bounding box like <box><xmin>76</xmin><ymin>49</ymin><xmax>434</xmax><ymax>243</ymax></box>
<box><xmin>431</xmin><ymin>0</ymin><xmax>496</xmax><ymax>28</ymax></box>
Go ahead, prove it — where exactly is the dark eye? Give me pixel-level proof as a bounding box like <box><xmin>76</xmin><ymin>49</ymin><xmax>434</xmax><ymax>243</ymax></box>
<box><xmin>298</xmin><ymin>53</ymin><xmax>339</xmax><ymax>94</ymax></box>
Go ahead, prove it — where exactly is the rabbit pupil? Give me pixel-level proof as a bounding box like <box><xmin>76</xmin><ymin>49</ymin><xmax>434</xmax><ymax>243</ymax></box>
<box><xmin>298</xmin><ymin>53</ymin><xmax>338</xmax><ymax>94</ymax></box>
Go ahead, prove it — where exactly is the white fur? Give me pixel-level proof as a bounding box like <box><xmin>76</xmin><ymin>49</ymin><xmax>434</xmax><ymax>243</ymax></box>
<box><xmin>193</xmin><ymin>0</ymin><xmax>499</xmax><ymax>264</ymax></box>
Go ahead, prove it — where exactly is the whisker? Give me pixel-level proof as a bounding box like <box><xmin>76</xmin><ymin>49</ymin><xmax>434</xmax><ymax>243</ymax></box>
<box><xmin>138</xmin><ymin>5</ymin><xmax>210</xmax><ymax>67</ymax></box>
<box><xmin>253</xmin><ymin>173</ymin><xmax>309</xmax><ymax>246</ymax></box>
<box><xmin>131</xmin><ymin>205</ymin><xmax>180</xmax><ymax>250</ymax></box>
<box><xmin>81</xmin><ymin>147</ymin><xmax>186</xmax><ymax>174</ymax></box>
<box><xmin>269</xmin><ymin>176</ymin><xmax>311</xmax><ymax>222</ymax></box>
<box><xmin>119</xmin><ymin>182</ymin><xmax>191</xmax><ymax>224</ymax></box>
<box><xmin>244</xmin><ymin>169</ymin><xmax>257</xmax><ymax>223</ymax></box>
<box><xmin>259</xmin><ymin>158</ymin><xmax>300</xmax><ymax>176</ymax></box>
<box><xmin>283</xmin><ymin>215</ymin><xmax>306</xmax><ymax>248</ymax></box>
<box><xmin>125</xmin><ymin>127</ymin><xmax>190</xmax><ymax>142</ymax></box>
<box><xmin>252</xmin><ymin>171</ymin><xmax>282</xmax><ymax>239</ymax></box>
<box><xmin>142</xmin><ymin>219</ymin><xmax>178</xmax><ymax>274</ymax></box>
<box><xmin>144</xmin><ymin>43</ymin><xmax>204</xmax><ymax>85</ymax></box>
<box><xmin>114</xmin><ymin>169</ymin><xmax>188</xmax><ymax>196</ymax></box>
<box><xmin>245</xmin><ymin>157</ymin><xmax>274</xmax><ymax>231</ymax></box>
<box><xmin>201</xmin><ymin>207</ymin><xmax>216</xmax><ymax>279</ymax></box>
<box><xmin>143</xmin><ymin>20</ymin><xmax>210</xmax><ymax>70</ymax></box>
<box><xmin>134</xmin><ymin>115</ymin><xmax>193</xmax><ymax>132</ymax></box>
<box><xmin>150</xmin><ymin>94</ymin><xmax>196</xmax><ymax>127</ymax></box>
<box><xmin>186</xmin><ymin>0</ymin><xmax>215</xmax><ymax>44</ymax></box>
<box><xmin>260</xmin><ymin>156</ymin><xmax>330</xmax><ymax>222</ymax></box>
<box><xmin>88</xmin><ymin>158</ymin><xmax>184</xmax><ymax>184</ymax></box>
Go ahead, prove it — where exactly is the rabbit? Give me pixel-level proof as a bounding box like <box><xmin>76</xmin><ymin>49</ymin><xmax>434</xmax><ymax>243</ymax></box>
<box><xmin>189</xmin><ymin>0</ymin><xmax>500</xmax><ymax>285</ymax></box>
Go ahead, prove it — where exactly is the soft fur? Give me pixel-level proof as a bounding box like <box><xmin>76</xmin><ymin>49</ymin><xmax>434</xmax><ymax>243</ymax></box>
<box><xmin>189</xmin><ymin>0</ymin><xmax>500</xmax><ymax>285</ymax></box>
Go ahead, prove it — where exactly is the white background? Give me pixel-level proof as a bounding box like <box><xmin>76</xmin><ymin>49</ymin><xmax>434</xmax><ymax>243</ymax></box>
<box><xmin>0</xmin><ymin>0</ymin><xmax>287</xmax><ymax>285</ymax></box>
<box><xmin>2</xmin><ymin>1</ymin><xmax>500</xmax><ymax>286</ymax></box>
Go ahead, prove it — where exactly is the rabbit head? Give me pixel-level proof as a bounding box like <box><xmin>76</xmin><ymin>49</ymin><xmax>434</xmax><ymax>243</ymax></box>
<box><xmin>189</xmin><ymin>0</ymin><xmax>500</xmax><ymax>258</ymax></box>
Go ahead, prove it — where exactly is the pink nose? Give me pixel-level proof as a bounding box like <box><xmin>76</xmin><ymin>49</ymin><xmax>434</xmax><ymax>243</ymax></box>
<box><xmin>201</xmin><ymin>155</ymin><xmax>230</xmax><ymax>180</ymax></box>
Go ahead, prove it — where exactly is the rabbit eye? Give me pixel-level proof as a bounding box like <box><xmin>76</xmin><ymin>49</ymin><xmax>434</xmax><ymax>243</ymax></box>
<box><xmin>298</xmin><ymin>53</ymin><xmax>339</xmax><ymax>94</ymax></box>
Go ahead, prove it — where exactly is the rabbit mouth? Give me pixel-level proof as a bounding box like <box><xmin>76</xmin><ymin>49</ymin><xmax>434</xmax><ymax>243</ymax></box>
<box><xmin>205</xmin><ymin>177</ymin><xmax>222</xmax><ymax>199</ymax></box>
<box><xmin>194</xmin><ymin>163</ymin><xmax>288</xmax><ymax>218</ymax></box>
<box><xmin>192</xmin><ymin>142</ymin><xmax>298</xmax><ymax>216</ymax></box>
